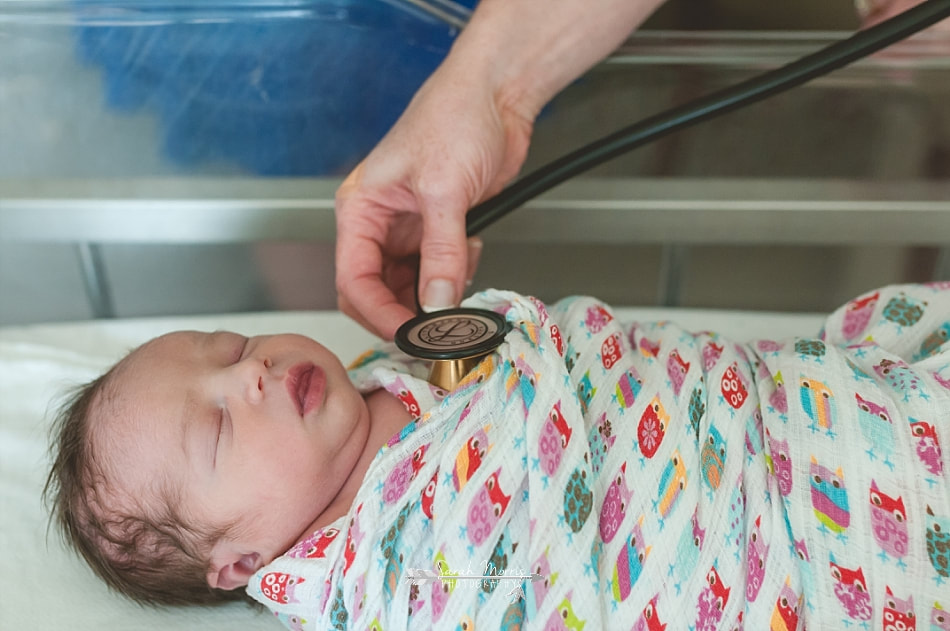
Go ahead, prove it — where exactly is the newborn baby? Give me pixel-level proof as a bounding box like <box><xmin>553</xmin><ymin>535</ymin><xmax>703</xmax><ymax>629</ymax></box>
<box><xmin>46</xmin><ymin>283</ymin><xmax>950</xmax><ymax>630</ymax></box>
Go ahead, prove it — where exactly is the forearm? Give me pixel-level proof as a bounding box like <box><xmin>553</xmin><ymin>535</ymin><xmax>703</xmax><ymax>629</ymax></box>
<box><xmin>446</xmin><ymin>0</ymin><xmax>665</xmax><ymax>120</ymax></box>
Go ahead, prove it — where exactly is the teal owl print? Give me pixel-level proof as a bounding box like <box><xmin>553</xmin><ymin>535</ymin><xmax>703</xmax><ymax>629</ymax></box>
<box><xmin>883</xmin><ymin>292</ymin><xmax>926</xmax><ymax>328</ymax></box>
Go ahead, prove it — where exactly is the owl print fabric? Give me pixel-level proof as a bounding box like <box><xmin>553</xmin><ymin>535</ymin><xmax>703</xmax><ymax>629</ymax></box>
<box><xmin>247</xmin><ymin>284</ymin><xmax>950</xmax><ymax>631</ymax></box>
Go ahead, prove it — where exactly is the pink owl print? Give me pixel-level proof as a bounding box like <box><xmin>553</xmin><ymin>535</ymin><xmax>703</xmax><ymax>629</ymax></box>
<box><xmin>276</xmin><ymin>613</ymin><xmax>307</xmax><ymax>631</ymax></box>
<box><xmin>934</xmin><ymin>370</ymin><xmax>950</xmax><ymax>391</ymax></box>
<box><xmin>756</xmin><ymin>339</ymin><xmax>784</xmax><ymax>354</ymax></box>
<box><xmin>829</xmin><ymin>558</ymin><xmax>872</xmax><ymax>621</ymax></box>
<box><xmin>540</xmin><ymin>401</ymin><xmax>572</xmax><ymax>477</ymax></box>
<box><xmin>842</xmin><ymin>290</ymin><xmax>879</xmax><ymax>340</ymax></box>
<box><xmin>287</xmin><ymin>526</ymin><xmax>340</xmax><ymax>559</ymax></box>
<box><xmin>600</xmin><ymin>462</ymin><xmax>633</xmax><ymax>543</ymax></box>
<box><xmin>869</xmin><ymin>479</ymin><xmax>909</xmax><ymax>560</ymax></box>
<box><xmin>703</xmin><ymin>341</ymin><xmax>724</xmax><ymax>372</ymax></box>
<box><xmin>883</xmin><ymin>586</ymin><xmax>916</xmax><ymax>631</ymax></box>
<box><xmin>746</xmin><ymin>515</ymin><xmax>769</xmax><ymax>602</ymax></box>
<box><xmin>467</xmin><ymin>469</ymin><xmax>511</xmax><ymax>546</ymax></box>
<box><xmin>910</xmin><ymin>418</ymin><xmax>943</xmax><ymax>476</ymax></box>
<box><xmin>382</xmin><ymin>443</ymin><xmax>428</xmax><ymax>504</ymax></box>
<box><xmin>695</xmin><ymin>565</ymin><xmax>731</xmax><ymax>631</ymax></box>
<box><xmin>529</xmin><ymin>295</ymin><xmax>550</xmax><ymax>325</ymax></box>
<box><xmin>932</xmin><ymin>602</ymin><xmax>950</xmax><ymax>631</ymax></box>
<box><xmin>766</xmin><ymin>428</ymin><xmax>793</xmax><ymax>497</ymax></box>
<box><xmin>526</xmin><ymin>547</ymin><xmax>556</xmax><ymax>619</ymax></box>
<box><xmin>639</xmin><ymin>336</ymin><xmax>661</xmax><ymax>359</ymax></box>
<box><xmin>586</xmin><ymin>305</ymin><xmax>613</xmax><ymax>333</ymax></box>
<box><xmin>351</xmin><ymin>576</ymin><xmax>367</xmax><ymax>623</ymax></box>
<box><xmin>769</xmin><ymin>371</ymin><xmax>788</xmax><ymax>415</ymax></box>
<box><xmin>666</xmin><ymin>350</ymin><xmax>690</xmax><ymax>397</ymax></box>
<box><xmin>343</xmin><ymin>504</ymin><xmax>365</xmax><ymax>573</ymax></box>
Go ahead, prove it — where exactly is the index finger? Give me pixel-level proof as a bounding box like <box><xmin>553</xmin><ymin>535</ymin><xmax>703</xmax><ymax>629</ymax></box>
<box><xmin>335</xmin><ymin>225</ymin><xmax>416</xmax><ymax>340</ymax></box>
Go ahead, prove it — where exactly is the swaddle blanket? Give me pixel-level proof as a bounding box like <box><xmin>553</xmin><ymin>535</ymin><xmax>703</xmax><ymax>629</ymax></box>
<box><xmin>248</xmin><ymin>284</ymin><xmax>950</xmax><ymax>630</ymax></box>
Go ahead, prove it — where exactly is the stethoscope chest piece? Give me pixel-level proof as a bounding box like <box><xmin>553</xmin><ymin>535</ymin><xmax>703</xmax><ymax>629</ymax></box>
<box><xmin>395</xmin><ymin>307</ymin><xmax>510</xmax><ymax>391</ymax></box>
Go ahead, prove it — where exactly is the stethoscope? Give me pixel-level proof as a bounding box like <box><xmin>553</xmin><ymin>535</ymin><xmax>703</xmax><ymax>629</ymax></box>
<box><xmin>395</xmin><ymin>0</ymin><xmax>950</xmax><ymax>390</ymax></box>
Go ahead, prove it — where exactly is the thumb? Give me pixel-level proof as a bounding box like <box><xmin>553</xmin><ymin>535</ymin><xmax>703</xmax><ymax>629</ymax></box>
<box><xmin>418</xmin><ymin>204</ymin><xmax>469</xmax><ymax>313</ymax></box>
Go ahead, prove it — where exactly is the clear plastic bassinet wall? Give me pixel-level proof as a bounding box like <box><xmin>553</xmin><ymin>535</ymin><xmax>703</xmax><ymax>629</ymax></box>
<box><xmin>0</xmin><ymin>0</ymin><xmax>477</xmax><ymax>176</ymax></box>
<box><xmin>0</xmin><ymin>0</ymin><xmax>949</xmax><ymax>325</ymax></box>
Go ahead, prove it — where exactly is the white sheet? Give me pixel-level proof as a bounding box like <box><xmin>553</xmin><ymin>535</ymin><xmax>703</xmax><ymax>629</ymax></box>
<box><xmin>0</xmin><ymin>307</ymin><xmax>824</xmax><ymax>630</ymax></box>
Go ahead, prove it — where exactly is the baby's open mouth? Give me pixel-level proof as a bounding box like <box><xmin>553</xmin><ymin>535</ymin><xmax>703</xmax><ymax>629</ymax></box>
<box><xmin>287</xmin><ymin>362</ymin><xmax>325</xmax><ymax>417</ymax></box>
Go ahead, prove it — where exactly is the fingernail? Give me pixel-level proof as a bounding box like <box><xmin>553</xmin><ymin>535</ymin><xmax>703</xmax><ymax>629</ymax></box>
<box><xmin>422</xmin><ymin>279</ymin><xmax>457</xmax><ymax>312</ymax></box>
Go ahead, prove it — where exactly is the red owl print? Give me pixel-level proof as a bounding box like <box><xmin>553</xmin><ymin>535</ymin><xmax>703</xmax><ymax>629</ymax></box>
<box><xmin>869</xmin><ymin>479</ymin><xmax>909</xmax><ymax>560</ymax></box>
<box><xmin>287</xmin><ymin>526</ymin><xmax>340</xmax><ymax>559</ymax></box>
<box><xmin>638</xmin><ymin>396</ymin><xmax>669</xmax><ymax>458</ymax></box>
<box><xmin>394</xmin><ymin>381</ymin><xmax>422</xmax><ymax>418</ymax></box>
<box><xmin>829</xmin><ymin>557</ymin><xmax>872</xmax><ymax>621</ymax></box>
<box><xmin>601</xmin><ymin>333</ymin><xmax>624</xmax><ymax>370</ymax></box>
<box><xmin>260</xmin><ymin>571</ymin><xmax>306</xmax><ymax>604</ymax></box>
<box><xmin>842</xmin><ymin>290</ymin><xmax>879</xmax><ymax>340</ymax></box>
<box><xmin>883</xmin><ymin>586</ymin><xmax>916</xmax><ymax>631</ymax></box>
<box><xmin>421</xmin><ymin>469</ymin><xmax>439</xmax><ymax>519</ymax></box>
<box><xmin>633</xmin><ymin>594</ymin><xmax>667</xmax><ymax>631</ymax></box>
<box><xmin>695</xmin><ymin>565</ymin><xmax>731</xmax><ymax>631</ymax></box>
<box><xmin>639</xmin><ymin>337</ymin><xmax>661</xmax><ymax>359</ymax></box>
<box><xmin>769</xmin><ymin>578</ymin><xmax>801</xmax><ymax>631</ymax></box>
<box><xmin>721</xmin><ymin>363</ymin><xmax>749</xmax><ymax>410</ymax></box>
<box><xmin>453</xmin><ymin>426</ymin><xmax>491</xmax><ymax>492</ymax></box>
<box><xmin>585</xmin><ymin>305</ymin><xmax>613</xmax><ymax>333</ymax></box>
<box><xmin>550</xmin><ymin>324</ymin><xmax>564</xmax><ymax>356</ymax></box>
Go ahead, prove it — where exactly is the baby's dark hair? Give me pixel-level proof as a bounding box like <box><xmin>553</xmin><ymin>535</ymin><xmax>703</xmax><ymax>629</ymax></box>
<box><xmin>43</xmin><ymin>356</ymin><xmax>244</xmax><ymax>607</ymax></box>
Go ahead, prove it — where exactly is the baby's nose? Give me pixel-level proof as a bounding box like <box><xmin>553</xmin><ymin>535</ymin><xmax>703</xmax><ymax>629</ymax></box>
<box><xmin>241</xmin><ymin>356</ymin><xmax>273</xmax><ymax>404</ymax></box>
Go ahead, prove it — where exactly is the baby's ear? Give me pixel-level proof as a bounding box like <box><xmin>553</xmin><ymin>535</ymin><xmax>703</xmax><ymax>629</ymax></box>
<box><xmin>207</xmin><ymin>547</ymin><xmax>262</xmax><ymax>591</ymax></box>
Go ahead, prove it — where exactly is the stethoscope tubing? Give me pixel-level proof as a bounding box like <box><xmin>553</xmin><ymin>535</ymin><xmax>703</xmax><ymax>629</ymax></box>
<box><xmin>465</xmin><ymin>0</ymin><xmax>950</xmax><ymax>235</ymax></box>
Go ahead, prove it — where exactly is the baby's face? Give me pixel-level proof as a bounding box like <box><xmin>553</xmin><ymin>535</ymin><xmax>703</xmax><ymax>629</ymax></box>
<box><xmin>102</xmin><ymin>331</ymin><xmax>370</xmax><ymax>583</ymax></box>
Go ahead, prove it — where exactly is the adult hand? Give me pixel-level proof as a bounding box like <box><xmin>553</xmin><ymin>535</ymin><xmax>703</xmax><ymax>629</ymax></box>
<box><xmin>335</xmin><ymin>0</ymin><xmax>664</xmax><ymax>339</ymax></box>
<box><xmin>335</xmin><ymin>56</ymin><xmax>534</xmax><ymax>340</ymax></box>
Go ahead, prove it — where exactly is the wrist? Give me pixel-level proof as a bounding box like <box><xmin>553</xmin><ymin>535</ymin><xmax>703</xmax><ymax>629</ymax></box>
<box><xmin>446</xmin><ymin>0</ymin><xmax>662</xmax><ymax>121</ymax></box>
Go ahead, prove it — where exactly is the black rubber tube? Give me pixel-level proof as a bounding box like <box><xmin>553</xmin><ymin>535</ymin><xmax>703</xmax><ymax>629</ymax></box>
<box><xmin>465</xmin><ymin>0</ymin><xmax>950</xmax><ymax>235</ymax></box>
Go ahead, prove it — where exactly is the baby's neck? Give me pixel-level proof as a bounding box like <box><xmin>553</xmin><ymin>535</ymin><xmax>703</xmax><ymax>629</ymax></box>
<box><xmin>296</xmin><ymin>388</ymin><xmax>412</xmax><ymax>538</ymax></box>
